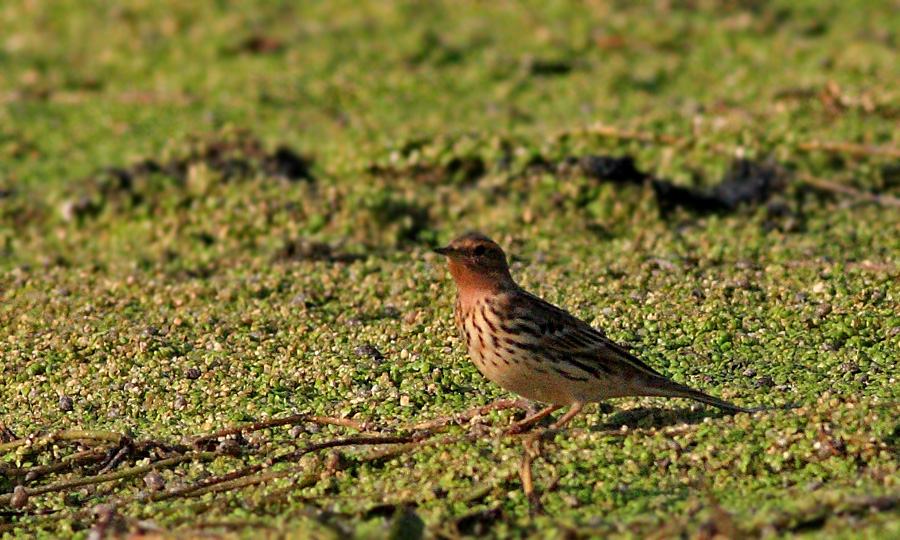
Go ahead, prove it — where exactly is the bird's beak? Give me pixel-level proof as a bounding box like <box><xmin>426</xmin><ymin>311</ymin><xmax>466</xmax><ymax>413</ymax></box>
<box><xmin>433</xmin><ymin>246</ymin><xmax>455</xmax><ymax>257</ymax></box>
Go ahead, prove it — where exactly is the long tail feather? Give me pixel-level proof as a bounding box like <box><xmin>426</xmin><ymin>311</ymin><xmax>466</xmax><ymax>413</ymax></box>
<box><xmin>644</xmin><ymin>377</ymin><xmax>751</xmax><ymax>414</ymax></box>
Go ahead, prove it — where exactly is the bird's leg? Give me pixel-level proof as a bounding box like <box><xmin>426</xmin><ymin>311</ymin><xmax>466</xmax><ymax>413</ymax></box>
<box><xmin>519</xmin><ymin>434</ymin><xmax>543</xmax><ymax>514</ymax></box>
<box><xmin>506</xmin><ymin>405</ymin><xmax>562</xmax><ymax>435</ymax></box>
<box><xmin>520</xmin><ymin>437</ymin><xmax>535</xmax><ymax>500</ymax></box>
<box><xmin>549</xmin><ymin>401</ymin><xmax>584</xmax><ymax>431</ymax></box>
<box><xmin>518</xmin><ymin>402</ymin><xmax>586</xmax><ymax>513</ymax></box>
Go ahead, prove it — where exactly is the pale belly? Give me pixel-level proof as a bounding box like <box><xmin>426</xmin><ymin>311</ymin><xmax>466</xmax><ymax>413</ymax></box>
<box><xmin>465</xmin><ymin>342</ymin><xmax>578</xmax><ymax>405</ymax></box>
<box><xmin>457</xmin><ymin>306</ymin><xmax>577</xmax><ymax>405</ymax></box>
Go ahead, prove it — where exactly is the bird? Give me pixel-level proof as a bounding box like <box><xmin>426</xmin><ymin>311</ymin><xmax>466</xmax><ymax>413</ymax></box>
<box><xmin>434</xmin><ymin>232</ymin><xmax>749</xmax><ymax>432</ymax></box>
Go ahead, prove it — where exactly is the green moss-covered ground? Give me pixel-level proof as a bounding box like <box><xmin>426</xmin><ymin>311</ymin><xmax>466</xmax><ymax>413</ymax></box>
<box><xmin>2</xmin><ymin>1</ymin><xmax>900</xmax><ymax>538</ymax></box>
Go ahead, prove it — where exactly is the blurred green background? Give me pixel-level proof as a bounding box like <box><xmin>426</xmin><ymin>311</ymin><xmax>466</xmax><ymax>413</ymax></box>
<box><xmin>2</xmin><ymin>1</ymin><xmax>899</xmax><ymax>538</ymax></box>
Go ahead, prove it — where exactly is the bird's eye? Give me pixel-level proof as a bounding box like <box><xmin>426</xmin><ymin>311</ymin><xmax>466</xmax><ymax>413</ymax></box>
<box><xmin>473</xmin><ymin>245</ymin><xmax>486</xmax><ymax>257</ymax></box>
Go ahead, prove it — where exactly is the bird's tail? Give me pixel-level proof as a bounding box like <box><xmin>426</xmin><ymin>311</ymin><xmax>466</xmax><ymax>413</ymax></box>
<box><xmin>642</xmin><ymin>376</ymin><xmax>751</xmax><ymax>414</ymax></box>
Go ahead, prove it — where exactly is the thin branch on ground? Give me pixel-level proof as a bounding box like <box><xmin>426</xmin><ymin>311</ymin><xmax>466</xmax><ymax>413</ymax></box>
<box><xmin>0</xmin><ymin>452</ymin><xmax>220</xmax><ymax>506</ymax></box>
<box><xmin>190</xmin><ymin>413</ymin><xmax>371</xmax><ymax>449</ymax></box>
<box><xmin>580</xmin><ymin>123</ymin><xmax>900</xmax><ymax>160</ymax></box>
<box><xmin>0</xmin><ymin>429</ymin><xmax>128</xmax><ymax>453</ymax></box>
<box><xmin>797</xmin><ymin>141</ymin><xmax>900</xmax><ymax>160</ymax></box>
<box><xmin>400</xmin><ymin>398</ymin><xmax>525</xmax><ymax>432</ymax></box>
<box><xmin>798</xmin><ymin>172</ymin><xmax>900</xmax><ymax>207</ymax></box>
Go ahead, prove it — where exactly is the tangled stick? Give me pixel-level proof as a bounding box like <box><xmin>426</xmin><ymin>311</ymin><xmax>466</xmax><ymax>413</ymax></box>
<box><xmin>0</xmin><ymin>404</ymin><xmax>540</xmax><ymax>535</ymax></box>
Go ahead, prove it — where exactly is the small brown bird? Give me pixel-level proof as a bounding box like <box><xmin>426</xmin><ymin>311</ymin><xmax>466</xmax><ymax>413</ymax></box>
<box><xmin>434</xmin><ymin>232</ymin><xmax>749</xmax><ymax>431</ymax></box>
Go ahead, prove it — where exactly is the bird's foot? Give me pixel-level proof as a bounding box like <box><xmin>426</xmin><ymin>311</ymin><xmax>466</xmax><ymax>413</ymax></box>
<box><xmin>505</xmin><ymin>405</ymin><xmax>562</xmax><ymax>435</ymax></box>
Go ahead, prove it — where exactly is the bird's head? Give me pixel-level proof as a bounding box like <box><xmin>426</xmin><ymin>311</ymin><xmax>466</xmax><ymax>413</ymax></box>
<box><xmin>434</xmin><ymin>232</ymin><xmax>514</xmax><ymax>293</ymax></box>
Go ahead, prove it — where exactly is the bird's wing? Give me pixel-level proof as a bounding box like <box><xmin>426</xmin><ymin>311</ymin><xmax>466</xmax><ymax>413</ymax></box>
<box><xmin>497</xmin><ymin>289</ymin><xmax>748</xmax><ymax>412</ymax></box>
<box><xmin>504</xmin><ymin>290</ymin><xmax>667</xmax><ymax>381</ymax></box>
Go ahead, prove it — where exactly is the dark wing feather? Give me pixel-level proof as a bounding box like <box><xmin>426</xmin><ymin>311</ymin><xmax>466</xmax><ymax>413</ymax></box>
<box><xmin>501</xmin><ymin>289</ymin><xmax>750</xmax><ymax>413</ymax></box>
<box><xmin>503</xmin><ymin>290</ymin><xmax>666</xmax><ymax>380</ymax></box>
